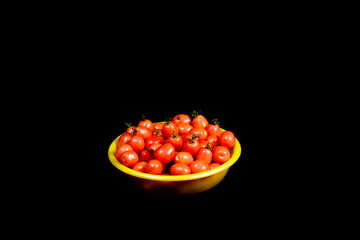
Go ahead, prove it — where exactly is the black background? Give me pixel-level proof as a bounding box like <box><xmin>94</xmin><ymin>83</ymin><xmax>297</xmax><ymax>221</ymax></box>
<box><xmin>18</xmin><ymin>0</ymin><xmax>358</xmax><ymax>239</ymax></box>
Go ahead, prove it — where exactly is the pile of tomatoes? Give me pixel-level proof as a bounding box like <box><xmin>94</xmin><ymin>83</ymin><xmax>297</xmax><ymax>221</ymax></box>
<box><xmin>115</xmin><ymin>111</ymin><xmax>236</xmax><ymax>175</ymax></box>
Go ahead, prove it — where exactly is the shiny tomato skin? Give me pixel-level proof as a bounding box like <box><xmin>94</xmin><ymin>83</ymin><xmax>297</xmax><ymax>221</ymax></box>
<box><xmin>126</xmin><ymin>126</ymin><xmax>137</xmax><ymax>134</ymax></box>
<box><xmin>212</xmin><ymin>146</ymin><xmax>231</xmax><ymax>164</ymax></box>
<box><xmin>192</xmin><ymin>115</ymin><xmax>209</xmax><ymax>129</ymax></box>
<box><xmin>178</xmin><ymin>123</ymin><xmax>193</xmax><ymax>136</ymax></box>
<box><xmin>163</xmin><ymin>122</ymin><xmax>179</xmax><ymax>139</ymax></box>
<box><xmin>174</xmin><ymin>152</ymin><xmax>194</xmax><ymax>165</ymax></box>
<box><xmin>209</xmin><ymin>162</ymin><xmax>221</xmax><ymax>170</ymax></box>
<box><xmin>119</xmin><ymin>150</ymin><xmax>139</xmax><ymax>167</ymax></box>
<box><xmin>139</xmin><ymin>150</ymin><xmax>152</xmax><ymax>162</ymax></box>
<box><xmin>206</xmin><ymin>135</ymin><xmax>219</xmax><ymax>147</ymax></box>
<box><xmin>148</xmin><ymin>143</ymin><xmax>162</xmax><ymax>156</ymax></box>
<box><xmin>199</xmin><ymin>140</ymin><xmax>209</xmax><ymax>149</ymax></box>
<box><xmin>154</xmin><ymin>143</ymin><xmax>176</xmax><ymax>164</ymax></box>
<box><xmin>117</xmin><ymin>133</ymin><xmax>133</xmax><ymax>148</ymax></box>
<box><xmin>195</xmin><ymin>148</ymin><xmax>212</xmax><ymax>164</ymax></box>
<box><xmin>206</xmin><ymin>124</ymin><xmax>221</xmax><ymax>137</ymax></box>
<box><xmin>165</xmin><ymin>133</ymin><xmax>183</xmax><ymax>151</ymax></box>
<box><xmin>189</xmin><ymin>160</ymin><xmax>210</xmax><ymax>173</ymax></box>
<box><xmin>182</xmin><ymin>138</ymin><xmax>201</xmax><ymax>157</ymax></box>
<box><xmin>145</xmin><ymin>135</ymin><xmax>165</xmax><ymax>149</ymax></box>
<box><xmin>128</xmin><ymin>135</ymin><xmax>145</xmax><ymax>154</ymax></box>
<box><xmin>115</xmin><ymin>144</ymin><xmax>133</xmax><ymax>160</ymax></box>
<box><xmin>132</xmin><ymin>161</ymin><xmax>147</xmax><ymax>172</ymax></box>
<box><xmin>172</xmin><ymin>114</ymin><xmax>192</xmax><ymax>126</ymax></box>
<box><xmin>138</xmin><ymin>119</ymin><xmax>155</xmax><ymax>133</ymax></box>
<box><xmin>135</xmin><ymin>127</ymin><xmax>152</xmax><ymax>141</ymax></box>
<box><xmin>170</xmin><ymin>163</ymin><xmax>191</xmax><ymax>175</ymax></box>
<box><xmin>218</xmin><ymin>131</ymin><xmax>236</xmax><ymax>149</ymax></box>
<box><xmin>189</xmin><ymin>128</ymin><xmax>208</xmax><ymax>140</ymax></box>
<box><xmin>145</xmin><ymin>159</ymin><xmax>163</xmax><ymax>175</ymax></box>
<box><xmin>153</xmin><ymin>122</ymin><xmax>165</xmax><ymax>131</ymax></box>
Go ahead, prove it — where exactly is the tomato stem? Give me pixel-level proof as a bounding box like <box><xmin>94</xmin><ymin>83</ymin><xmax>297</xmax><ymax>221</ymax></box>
<box><xmin>191</xmin><ymin>109</ymin><xmax>201</xmax><ymax>118</ymax></box>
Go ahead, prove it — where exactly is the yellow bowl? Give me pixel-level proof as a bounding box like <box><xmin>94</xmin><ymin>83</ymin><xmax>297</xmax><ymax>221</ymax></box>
<box><xmin>108</xmin><ymin>127</ymin><xmax>241</xmax><ymax>196</ymax></box>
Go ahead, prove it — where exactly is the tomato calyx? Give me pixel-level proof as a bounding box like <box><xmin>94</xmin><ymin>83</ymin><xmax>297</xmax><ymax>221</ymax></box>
<box><xmin>154</xmin><ymin>129</ymin><xmax>162</xmax><ymax>136</ymax></box>
<box><xmin>187</xmin><ymin>134</ymin><xmax>200</xmax><ymax>143</ymax></box>
<box><xmin>170</xmin><ymin>132</ymin><xmax>178</xmax><ymax>138</ymax></box>
<box><xmin>205</xmin><ymin>142</ymin><xmax>213</xmax><ymax>150</ymax></box>
<box><xmin>191</xmin><ymin>109</ymin><xmax>201</xmax><ymax>118</ymax></box>
<box><xmin>211</xmin><ymin>118</ymin><xmax>221</xmax><ymax>127</ymax></box>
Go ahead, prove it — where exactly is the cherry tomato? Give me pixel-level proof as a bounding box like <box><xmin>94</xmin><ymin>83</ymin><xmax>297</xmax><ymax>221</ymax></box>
<box><xmin>206</xmin><ymin>121</ymin><xmax>221</xmax><ymax>137</ymax></box>
<box><xmin>128</xmin><ymin>135</ymin><xmax>145</xmax><ymax>154</ymax></box>
<box><xmin>139</xmin><ymin>150</ymin><xmax>152</xmax><ymax>162</ymax></box>
<box><xmin>206</xmin><ymin>135</ymin><xmax>219</xmax><ymax>147</ymax></box>
<box><xmin>145</xmin><ymin>159</ymin><xmax>163</xmax><ymax>175</ymax></box>
<box><xmin>212</xmin><ymin>146</ymin><xmax>231</xmax><ymax>164</ymax></box>
<box><xmin>117</xmin><ymin>133</ymin><xmax>133</xmax><ymax>148</ymax></box>
<box><xmin>138</xmin><ymin>118</ymin><xmax>155</xmax><ymax>133</ymax></box>
<box><xmin>153</xmin><ymin>122</ymin><xmax>165</xmax><ymax>131</ymax></box>
<box><xmin>154</xmin><ymin>143</ymin><xmax>176</xmax><ymax>164</ymax></box>
<box><xmin>145</xmin><ymin>135</ymin><xmax>165</xmax><ymax>149</ymax></box>
<box><xmin>182</xmin><ymin>138</ymin><xmax>201</xmax><ymax>157</ymax></box>
<box><xmin>209</xmin><ymin>162</ymin><xmax>221</xmax><ymax>170</ymax></box>
<box><xmin>153</xmin><ymin>129</ymin><xmax>164</xmax><ymax>138</ymax></box>
<box><xmin>115</xmin><ymin>144</ymin><xmax>133</xmax><ymax>160</ymax></box>
<box><xmin>148</xmin><ymin>143</ymin><xmax>162</xmax><ymax>156</ymax></box>
<box><xmin>178</xmin><ymin>123</ymin><xmax>193</xmax><ymax>136</ymax></box>
<box><xmin>163</xmin><ymin>122</ymin><xmax>179</xmax><ymax>139</ymax></box>
<box><xmin>135</xmin><ymin>126</ymin><xmax>152</xmax><ymax>141</ymax></box>
<box><xmin>191</xmin><ymin>111</ymin><xmax>209</xmax><ymax>129</ymax></box>
<box><xmin>165</xmin><ymin>132</ymin><xmax>183</xmax><ymax>151</ymax></box>
<box><xmin>195</xmin><ymin>148</ymin><xmax>212</xmax><ymax>164</ymax></box>
<box><xmin>174</xmin><ymin>152</ymin><xmax>194</xmax><ymax>165</ymax></box>
<box><xmin>119</xmin><ymin>150</ymin><xmax>139</xmax><ymax>167</ymax></box>
<box><xmin>132</xmin><ymin>161</ymin><xmax>147</xmax><ymax>172</ymax></box>
<box><xmin>199</xmin><ymin>140</ymin><xmax>209</xmax><ymax>149</ymax></box>
<box><xmin>126</xmin><ymin>125</ymin><xmax>137</xmax><ymax>134</ymax></box>
<box><xmin>172</xmin><ymin>114</ymin><xmax>191</xmax><ymax>126</ymax></box>
<box><xmin>189</xmin><ymin>128</ymin><xmax>208</xmax><ymax>140</ymax></box>
<box><xmin>189</xmin><ymin>160</ymin><xmax>210</xmax><ymax>173</ymax></box>
<box><xmin>170</xmin><ymin>163</ymin><xmax>191</xmax><ymax>175</ymax></box>
<box><xmin>218</xmin><ymin>131</ymin><xmax>236</xmax><ymax>149</ymax></box>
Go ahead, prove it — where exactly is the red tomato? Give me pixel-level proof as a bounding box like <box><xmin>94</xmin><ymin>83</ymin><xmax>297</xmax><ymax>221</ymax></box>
<box><xmin>145</xmin><ymin>135</ymin><xmax>165</xmax><ymax>149</ymax></box>
<box><xmin>212</xmin><ymin>146</ymin><xmax>231</xmax><ymax>164</ymax></box>
<box><xmin>199</xmin><ymin>140</ymin><xmax>209</xmax><ymax>149</ymax></box>
<box><xmin>170</xmin><ymin>163</ymin><xmax>191</xmax><ymax>175</ymax></box>
<box><xmin>139</xmin><ymin>150</ymin><xmax>152</xmax><ymax>162</ymax></box>
<box><xmin>189</xmin><ymin>160</ymin><xmax>210</xmax><ymax>173</ymax></box>
<box><xmin>148</xmin><ymin>143</ymin><xmax>162</xmax><ymax>156</ymax></box>
<box><xmin>165</xmin><ymin>133</ymin><xmax>183</xmax><ymax>151</ymax></box>
<box><xmin>145</xmin><ymin>159</ymin><xmax>163</xmax><ymax>175</ymax></box>
<box><xmin>191</xmin><ymin>111</ymin><xmax>209</xmax><ymax>129</ymax></box>
<box><xmin>115</xmin><ymin>144</ymin><xmax>133</xmax><ymax>160</ymax></box>
<box><xmin>153</xmin><ymin>129</ymin><xmax>164</xmax><ymax>138</ymax></box>
<box><xmin>206</xmin><ymin>121</ymin><xmax>221</xmax><ymax>137</ymax></box>
<box><xmin>154</xmin><ymin>143</ymin><xmax>176</xmax><ymax>164</ymax></box>
<box><xmin>206</xmin><ymin>135</ymin><xmax>219</xmax><ymax>147</ymax></box>
<box><xmin>153</xmin><ymin>122</ymin><xmax>165</xmax><ymax>131</ymax></box>
<box><xmin>138</xmin><ymin>119</ymin><xmax>155</xmax><ymax>133</ymax></box>
<box><xmin>126</xmin><ymin>126</ymin><xmax>137</xmax><ymax>134</ymax></box>
<box><xmin>117</xmin><ymin>133</ymin><xmax>133</xmax><ymax>148</ymax></box>
<box><xmin>172</xmin><ymin>114</ymin><xmax>191</xmax><ymax>126</ymax></box>
<box><xmin>174</xmin><ymin>152</ymin><xmax>194</xmax><ymax>165</ymax></box>
<box><xmin>178</xmin><ymin>123</ymin><xmax>193</xmax><ymax>136</ymax></box>
<box><xmin>128</xmin><ymin>135</ymin><xmax>145</xmax><ymax>154</ymax></box>
<box><xmin>189</xmin><ymin>128</ymin><xmax>208</xmax><ymax>140</ymax></box>
<box><xmin>119</xmin><ymin>150</ymin><xmax>139</xmax><ymax>167</ymax></box>
<box><xmin>209</xmin><ymin>162</ymin><xmax>221</xmax><ymax>170</ymax></box>
<box><xmin>182</xmin><ymin>138</ymin><xmax>201</xmax><ymax>157</ymax></box>
<box><xmin>195</xmin><ymin>148</ymin><xmax>212</xmax><ymax>164</ymax></box>
<box><xmin>132</xmin><ymin>161</ymin><xmax>147</xmax><ymax>172</ymax></box>
<box><xmin>163</xmin><ymin>122</ymin><xmax>179</xmax><ymax>139</ymax></box>
<box><xmin>135</xmin><ymin>126</ymin><xmax>152</xmax><ymax>141</ymax></box>
<box><xmin>218</xmin><ymin>131</ymin><xmax>236</xmax><ymax>149</ymax></box>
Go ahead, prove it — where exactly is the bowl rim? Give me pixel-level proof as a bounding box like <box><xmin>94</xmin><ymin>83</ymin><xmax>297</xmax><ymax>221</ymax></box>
<box><xmin>108</xmin><ymin>126</ymin><xmax>241</xmax><ymax>181</ymax></box>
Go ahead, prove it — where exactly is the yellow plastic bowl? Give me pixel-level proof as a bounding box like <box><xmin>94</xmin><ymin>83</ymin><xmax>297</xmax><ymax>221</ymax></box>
<box><xmin>108</xmin><ymin>127</ymin><xmax>241</xmax><ymax>196</ymax></box>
